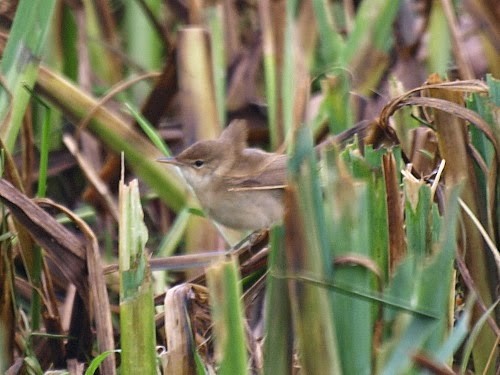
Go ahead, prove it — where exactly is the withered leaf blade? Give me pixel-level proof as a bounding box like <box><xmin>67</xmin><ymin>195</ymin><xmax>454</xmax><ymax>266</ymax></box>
<box><xmin>382</xmin><ymin>152</ymin><xmax>406</xmax><ymax>272</ymax></box>
<box><xmin>0</xmin><ymin>179</ymin><xmax>88</xmax><ymax>296</ymax></box>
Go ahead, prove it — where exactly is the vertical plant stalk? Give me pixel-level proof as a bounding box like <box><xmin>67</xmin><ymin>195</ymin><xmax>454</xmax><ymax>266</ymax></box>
<box><xmin>163</xmin><ymin>284</ymin><xmax>199</xmax><ymax>374</ymax></box>
<box><xmin>426</xmin><ymin>74</ymin><xmax>498</xmax><ymax>374</ymax></box>
<box><xmin>207</xmin><ymin>4</ymin><xmax>227</xmax><ymax>126</ymax></box>
<box><xmin>263</xmin><ymin>225</ymin><xmax>293</xmax><ymax>375</ymax></box>
<box><xmin>323</xmin><ymin>146</ymin><xmax>382</xmax><ymax>374</ymax></box>
<box><xmin>0</xmin><ymin>238</ymin><xmax>14</xmax><ymax>372</ymax></box>
<box><xmin>311</xmin><ymin>0</ymin><xmax>352</xmax><ymax>133</ymax></box>
<box><xmin>344</xmin><ymin>0</ymin><xmax>401</xmax><ymax>93</ymax></box>
<box><xmin>123</xmin><ymin>0</ymin><xmax>161</xmax><ymax>101</ymax></box>
<box><xmin>82</xmin><ymin>0</ymin><xmax>123</xmax><ymax>86</ymax></box>
<box><xmin>380</xmin><ymin>184</ymin><xmax>459</xmax><ymax>373</ymax></box>
<box><xmin>119</xmin><ymin>177</ymin><xmax>157</xmax><ymax>374</ymax></box>
<box><xmin>440</xmin><ymin>0</ymin><xmax>474</xmax><ymax>80</ymax></box>
<box><xmin>177</xmin><ymin>26</ymin><xmax>223</xmax><ymax>265</ymax></box>
<box><xmin>427</xmin><ymin>1</ymin><xmax>452</xmax><ymax>77</ymax></box>
<box><xmin>258</xmin><ymin>0</ymin><xmax>281</xmax><ymax>148</ymax></box>
<box><xmin>30</xmin><ymin>106</ymin><xmax>52</xmax><ymax>330</ymax></box>
<box><xmin>284</xmin><ymin>185</ymin><xmax>342</xmax><ymax>374</ymax></box>
<box><xmin>177</xmin><ymin>27</ymin><xmax>220</xmax><ymax>140</ymax></box>
<box><xmin>206</xmin><ymin>257</ymin><xmax>249</xmax><ymax>375</ymax></box>
<box><xmin>285</xmin><ymin>125</ymin><xmax>341</xmax><ymax>374</ymax></box>
<box><xmin>85</xmin><ymin>234</ymin><xmax>116</xmax><ymax>374</ymax></box>
<box><xmin>282</xmin><ymin>0</ymin><xmax>309</xmax><ymax>142</ymax></box>
<box><xmin>383</xmin><ymin>152</ymin><xmax>406</xmax><ymax>271</ymax></box>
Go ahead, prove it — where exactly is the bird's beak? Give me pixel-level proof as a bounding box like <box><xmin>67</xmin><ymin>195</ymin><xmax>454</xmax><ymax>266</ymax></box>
<box><xmin>156</xmin><ymin>156</ymin><xmax>181</xmax><ymax>166</ymax></box>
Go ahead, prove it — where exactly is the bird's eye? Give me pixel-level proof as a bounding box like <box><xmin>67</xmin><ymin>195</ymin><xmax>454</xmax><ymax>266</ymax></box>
<box><xmin>193</xmin><ymin>160</ymin><xmax>204</xmax><ymax>168</ymax></box>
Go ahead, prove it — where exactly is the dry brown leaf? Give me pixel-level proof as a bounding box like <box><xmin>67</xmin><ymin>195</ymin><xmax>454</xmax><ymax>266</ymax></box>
<box><xmin>382</xmin><ymin>152</ymin><xmax>406</xmax><ymax>272</ymax></box>
<box><xmin>0</xmin><ymin>179</ymin><xmax>88</xmax><ymax>296</ymax></box>
<box><xmin>36</xmin><ymin>197</ymin><xmax>116</xmax><ymax>374</ymax></box>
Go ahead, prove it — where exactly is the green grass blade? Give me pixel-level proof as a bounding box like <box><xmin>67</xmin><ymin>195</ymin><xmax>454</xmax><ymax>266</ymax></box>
<box><xmin>85</xmin><ymin>350</ymin><xmax>121</xmax><ymax>375</ymax></box>
<box><xmin>36</xmin><ymin>67</ymin><xmax>186</xmax><ymax>212</ymax></box>
<box><xmin>156</xmin><ymin>207</ymin><xmax>190</xmax><ymax>258</ymax></box>
<box><xmin>263</xmin><ymin>225</ymin><xmax>293</xmax><ymax>375</ymax></box>
<box><xmin>381</xmin><ymin>315</ymin><xmax>437</xmax><ymax>375</ymax></box>
<box><xmin>427</xmin><ymin>1</ymin><xmax>451</xmax><ymax>76</ymax></box>
<box><xmin>460</xmin><ymin>299</ymin><xmax>500</xmax><ymax>374</ymax></box>
<box><xmin>126</xmin><ymin>102</ymin><xmax>171</xmax><ymax>156</ymax></box>
<box><xmin>404</xmin><ymin>179</ymin><xmax>433</xmax><ymax>262</ymax></box>
<box><xmin>382</xmin><ymin>185</ymin><xmax>462</xmax><ymax>373</ymax></box>
<box><xmin>311</xmin><ymin>0</ymin><xmax>344</xmax><ymax>66</ymax></box>
<box><xmin>207</xmin><ymin>4</ymin><xmax>226</xmax><ymax>126</ymax></box>
<box><xmin>119</xmin><ymin>178</ymin><xmax>157</xmax><ymax>374</ymax></box>
<box><xmin>36</xmin><ymin>105</ymin><xmax>51</xmax><ymax>198</ymax></box>
<box><xmin>286</xmin><ymin>124</ymin><xmax>342</xmax><ymax>374</ymax></box>
<box><xmin>344</xmin><ymin>0</ymin><xmax>400</xmax><ymax>62</ymax></box>
<box><xmin>0</xmin><ymin>0</ymin><xmax>56</xmax><ymax>151</ymax></box>
<box><xmin>153</xmin><ymin>207</ymin><xmax>190</xmax><ymax>293</ymax></box>
<box><xmin>122</xmin><ymin>0</ymin><xmax>162</xmax><ymax>101</ymax></box>
<box><xmin>281</xmin><ymin>0</ymin><xmax>300</xmax><ymax>140</ymax></box>
<box><xmin>322</xmin><ymin>145</ymin><xmax>389</xmax><ymax>374</ymax></box>
<box><xmin>433</xmin><ymin>295</ymin><xmax>476</xmax><ymax>363</ymax></box>
<box><xmin>206</xmin><ymin>257</ymin><xmax>248</xmax><ymax>375</ymax></box>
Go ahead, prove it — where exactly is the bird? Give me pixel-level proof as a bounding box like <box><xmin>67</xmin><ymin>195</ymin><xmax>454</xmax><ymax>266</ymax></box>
<box><xmin>158</xmin><ymin>120</ymin><xmax>287</xmax><ymax>230</ymax></box>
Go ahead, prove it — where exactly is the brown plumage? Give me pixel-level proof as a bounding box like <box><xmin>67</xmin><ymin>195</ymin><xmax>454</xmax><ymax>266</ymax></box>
<box><xmin>158</xmin><ymin>121</ymin><xmax>286</xmax><ymax>230</ymax></box>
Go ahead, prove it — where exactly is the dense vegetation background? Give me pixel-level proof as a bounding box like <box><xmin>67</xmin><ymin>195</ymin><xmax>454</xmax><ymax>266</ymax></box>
<box><xmin>0</xmin><ymin>0</ymin><xmax>498</xmax><ymax>374</ymax></box>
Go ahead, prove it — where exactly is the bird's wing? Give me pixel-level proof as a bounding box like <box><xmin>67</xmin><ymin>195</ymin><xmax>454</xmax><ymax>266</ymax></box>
<box><xmin>225</xmin><ymin>154</ymin><xmax>287</xmax><ymax>191</ymax></box>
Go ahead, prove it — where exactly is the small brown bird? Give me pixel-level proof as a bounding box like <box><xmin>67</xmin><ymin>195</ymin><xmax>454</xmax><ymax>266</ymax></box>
<box><xmin>158</xmin><ymin>121</ymin><xmax>287</xmax><ymax>230</ymax></box>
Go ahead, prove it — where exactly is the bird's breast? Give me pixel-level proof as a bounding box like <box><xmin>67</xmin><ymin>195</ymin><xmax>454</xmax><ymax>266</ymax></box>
<box><xmin>203</xmin><ymin>188</ymin><xmax>284</xmax><ymax>230</ymax></box>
